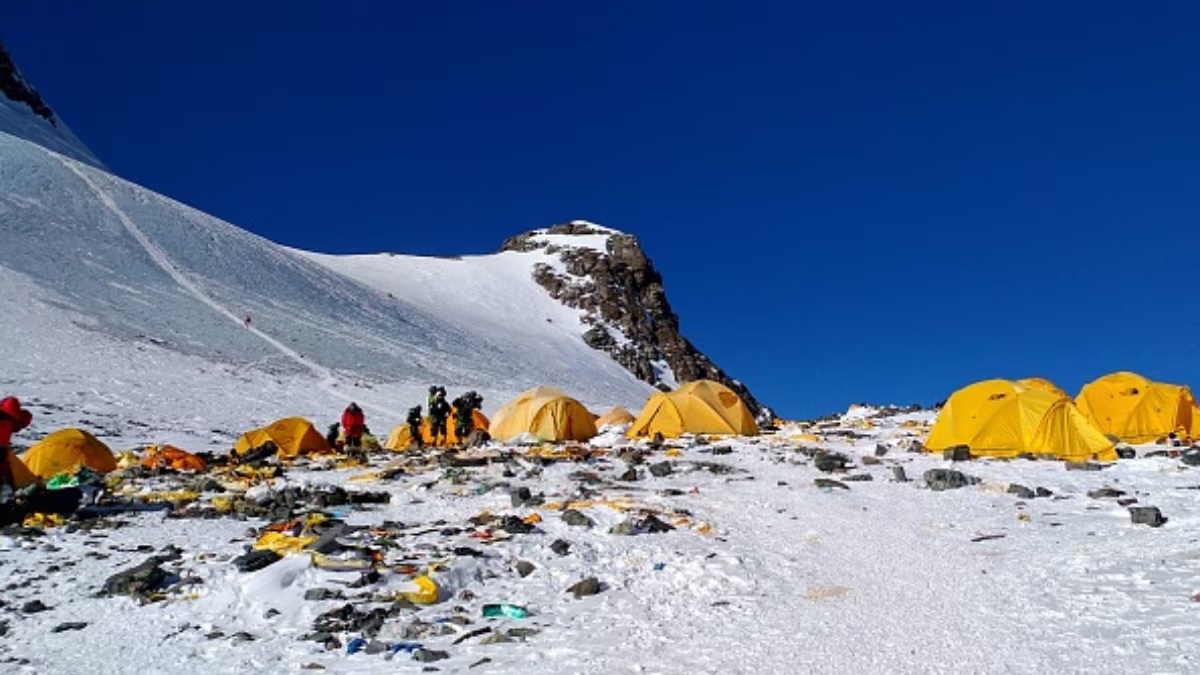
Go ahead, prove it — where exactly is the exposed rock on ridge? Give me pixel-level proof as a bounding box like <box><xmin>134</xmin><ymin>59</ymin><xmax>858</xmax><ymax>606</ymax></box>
<box><xmin>501</xmin><ymin>221</ymin><xmax>768</xmax><ymax>417</ymax></box>
<box><xmin>0</xmin><ymin>41</ymin><xmax>56</xmax><ymax>125</ymax></box>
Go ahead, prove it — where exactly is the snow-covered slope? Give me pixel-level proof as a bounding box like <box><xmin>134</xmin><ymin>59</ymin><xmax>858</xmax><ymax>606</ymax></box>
<box><xmin>0</xmin><ymin>128</ymin><xmax>654</xmax><ymax>437</ymax></box>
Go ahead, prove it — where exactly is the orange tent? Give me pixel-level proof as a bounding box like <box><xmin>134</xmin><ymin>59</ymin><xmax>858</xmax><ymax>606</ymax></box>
<box><xmin>141</xmin><ymin>445</ymin><xmax>206</xmax><ymax>472</ymax></box>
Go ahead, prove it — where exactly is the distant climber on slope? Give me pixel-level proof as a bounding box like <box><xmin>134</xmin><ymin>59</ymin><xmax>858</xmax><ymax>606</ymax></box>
<box><xmin>0</xmin><ymin>396</ymin><xmax>32</xmax><ymax>491</ymax></box>
<box><xmin>428</xmin><ymin>388</ymin><xmax>451</xmax><ymax>447</ymax></box>
<box><xmin>341</xmin><ymin>402</ymin><xmax>365</xmax><ymax>450</ymax></box>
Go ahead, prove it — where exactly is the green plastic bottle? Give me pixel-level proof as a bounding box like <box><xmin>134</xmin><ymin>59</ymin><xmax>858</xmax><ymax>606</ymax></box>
<box><xmin>481</xmin><ymin>603</ymin><xmax>528</xmax><ymax>619</ymax></box>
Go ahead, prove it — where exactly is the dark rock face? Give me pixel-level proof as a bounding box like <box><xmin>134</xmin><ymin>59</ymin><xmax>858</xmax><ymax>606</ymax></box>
<box><xmin>500</xmin><ymin>222</ymin><xmax>768</xmax><ymax>417</ymax></box>
<box><xmin>0</xmin><ymin>42</ymin><xmax>56</xmax><ymax>124</ymax></box>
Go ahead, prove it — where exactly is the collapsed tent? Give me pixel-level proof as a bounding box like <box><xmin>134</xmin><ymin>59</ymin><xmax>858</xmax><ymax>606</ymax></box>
<box><xmin>233</xmin><ymin>417</ymin><xmax>330</xmax><ymax>458</ymax></box>
<box><xmin>141</xmin><ymin>445</ymin><xmax>206</xmax><ymax>472</ymax></box>
<box><xmin>384</xmin><ymin>409</ymin><xmax>490</xmax><ymax>450</ymax></box>
<box><xmin>1017</xmin><ymin>377</ymin><xmax>1067</xmax><ymax>398</ymax></box>
<box><xmin>596</xmin><ymin>406</ymin><xmax>636</xmax><ymax>429</ymax></box>
<box><xmin>488</xmin><ymin>387</ymin><xmax>596</xmax><ymax>443</ymax></box>
<box><xmin>628</xmin><ymin>380</ymin><xmax>759</xmax><ymax>438</ymax></box>
<box><xmin>925</xmin><ymin>379</ymin><xmax>1115</xmax><ymax>461</ymax></box>
<box><xmin>22</xmin><ymin>428</ymin><xmax>118</xmax><ymax>478</ymax></box>
<box><xmin>1076</xmin><ymin>371</ymin><xmax>1200</xmax><ymax>444</ymax></box>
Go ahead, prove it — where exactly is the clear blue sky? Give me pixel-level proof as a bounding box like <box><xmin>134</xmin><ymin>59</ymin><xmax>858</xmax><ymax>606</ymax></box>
<box><xmin>5</xmin><ymin>1</ymin><xmax>1200</xmax><ymax>418</ymax></box>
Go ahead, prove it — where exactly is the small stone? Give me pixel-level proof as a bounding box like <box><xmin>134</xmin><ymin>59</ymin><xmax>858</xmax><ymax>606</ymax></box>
<box><xmin>412</xmin><ymin>648</ymin><xmax>450</xmax><ymax>663</ymax></box>
<box><xmin>813</xmin><ymin>452</ymin><xmax>849</xmax><ymax>473</ymax></box>
<box><xmin>506</xmin><ymin>627</ymin><xmax>539</xmax><ymax>640</ymax></box>
<box><xmin>1129</xmin><ymin>506</ymin><xmax>1166</xmax><ymax>527</ymax></box>
<box><xmin>843</xmin><ymin>474</ymin><xmax>873</xmax><ymax>482</ymax></box>
<box><xmin>711</xmin><ymin>446</ymin><xmax>733</xmax><ymax>455</ymax></box>
<box><xmin>923</xmin><ymin>469</ymin><xmax>979</xmax><ymax>491</ymax></box>
<box><xmin>21</xmin><ymin>600</ymin><xmax>49</xmax><ymax>614</ymax></box>
<box><xmin>1007</xmin><ymin>484</ymin><xmax>1035</xmax><ymax>499</ymax></box>
<box><xmin>648</xmin><ymin>462</ymin><xmax>673</xmax><ymax>477</ymax></box>
<box><xmin>874</xmin><ymin>443</ymin><xmax>889</xmax><ymax>457</ymax></box>
<box><xmin>1116</xmin><ymin>446</ymin><xmax>1137</xmax><ymax>460</ymax></box>
<box><xmin>1117</xmin><ymin>498</ymin><xmax>1139</xmax><ymax>506</ymax></box>
<box><xmin>814</xmin><ymin>478</ymin><xmax>849</xmax><ymax>490</ymax></box>
<box><xmin>302</xmin><ymin>663</ymin><xmax>326</xmax><ymax>670</ymax></box>
<box><xmin>364</xmin><ymin>640</ymin><xmax>387</xmax><ymax>655</ymax></box>
<box><xmin>481</xmin><ymin>632</ymin><xmax>514</xmax><ymax>644</ymax></box>
<box><xmin>1035</xmin><ymin>487</ymin><xmax>1053</xmax><ymax>498</ymax></box>
<box><xmin>566</xmin><ymin>576</ymin><xmax>602</xmax><ymax>599</ymax></box>
<box><xmin>1181</xmin><ymin>449</ymin><xmax>1200</xmax><ymax>466</ymax></box>
<box><xmin>470</xmin><ymin>658</ymin><xmax>493</xmax><ymax>669</ymax></box>
<box><xmin>51</xmin><ymin>622</ymin><xmax>87</xmax><ymax>633</ymax></box>
<box><xmin>1065</xmin><ymin>461</ymin><xmax>1104</xmax><ymax>472</ymax></box>
<box><xmin>550</xmin><ymin>539</ymin><xmax>571</xmax><ymax>556</ymax></box>
<box><xmin>618</xmin><ymin>468</ymin><xmax>639</xmax><ymax>481</ymax></box>
<box><xmin>510</xmin><ymin>487</ymin><xmax>532</xmax><ymax>508</ymax></box>
<box><xmin>608</xmin><ymin>520</ymin><xmax>635</xmax><ymax>536</ymax></box>
<box><xmin>561</xmin><ymin>509</ymin><xmax>594</xmax><ymax>528</ymax></box>
<box><xmin>498</xmin><ymin>516</ymin><xmax>533</xmax><ymax>535</ymax></box>
<box><xmin>861</xmin><ymin>456</ymin><xmax>882</xmax><ymax>466</ymax></box>
<box><xmin>942</xmin><ymin>446</ymin><xmax>971</xmax><ymax>462</ymax></box>
<box><xmin>515</xmin><ymin>560</ymin><xmax>535</xmax><ymax>577</ymax></box>
<box><xmin>231</xmin><ymin>631</ymin><xmax>255</xmax><ymax>644</ymax></box>
<box><xmin>264</xmin><ymin>608</ymin><xmax>281</xmax><ymax>619</ymax></box>
<box><xmin>304</xmin><ymin>588</ymin><xmax>343</xmax><ymax>602</ymax></box>
<box><xmin>892</xmin><ymin>466</ymin><xmax>909</xmax><ymax>482</ymax></box>
<box><xmin>1087</xmin><ymin>487</ymin><xmax>1126</xmax><ymax>499</ymax></box>
<box><xmin>233</xmin><ymin>549</ymin><xmax>281</xmax><ymax>573</ymax></box>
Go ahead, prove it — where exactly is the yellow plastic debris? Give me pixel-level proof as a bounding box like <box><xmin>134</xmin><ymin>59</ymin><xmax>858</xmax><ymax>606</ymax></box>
<box><xmin>400</xmin><ymin>575</ymin><xmax>440</xmax><ymax>604</ymax></box>
<box><xmin>212</xmin><ymin>496</ymin><xmax>236</xmax><ymax>513</ymax></box>
<box><xmin>522</xmin><ymin>512</ymin><xmax>543</xmax><ymax>525</ymax></box>
<box><xmin>116</xmin><ymin>450</ymin><xmax>141</xmax><ymax>469</ymax></box>
<box><xmin>665</xmin><ymin>448</ymin><xmax>683</xmax><ymax>458</ymax></box>
<box><xmin>253</xmin><ymin>531</ymin><xmax>317</xmax><ymax>556</ymax></box>
<box><xmin>22</xmin><ymin>512</ymin><xmax>64</xmax><ymax>528</ymax></box>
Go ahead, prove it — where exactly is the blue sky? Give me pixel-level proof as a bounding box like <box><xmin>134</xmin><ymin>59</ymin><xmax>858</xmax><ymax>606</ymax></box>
<box><xmin>5</xmin><ymin>1</ymin><xmax>1200</xmax><ymax>418</ymax></box>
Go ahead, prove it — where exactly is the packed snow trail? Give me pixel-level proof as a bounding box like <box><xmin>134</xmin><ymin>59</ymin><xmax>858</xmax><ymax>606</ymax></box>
<box><xmin>57</xmin><ymin>155</ymin><xmax>404</xmax><ymax>419</ymax></box>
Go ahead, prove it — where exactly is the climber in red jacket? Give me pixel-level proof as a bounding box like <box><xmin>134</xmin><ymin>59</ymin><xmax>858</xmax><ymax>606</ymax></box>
<box><xmin>341</xmin><ymin>402</ymin><xmax>365</xmax><ymax>450</ymax></box>
<box><xmin>0</xmin><ymin>396</ymin><xmax>33</xmax><ymax>489</ymax></box>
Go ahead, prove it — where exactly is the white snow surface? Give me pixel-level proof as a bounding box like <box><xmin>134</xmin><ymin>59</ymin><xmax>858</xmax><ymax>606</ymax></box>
<box><xmin>1</xmin><ymin>402</ymin><xmax>1199</xmax><ymax>673</ymax></box>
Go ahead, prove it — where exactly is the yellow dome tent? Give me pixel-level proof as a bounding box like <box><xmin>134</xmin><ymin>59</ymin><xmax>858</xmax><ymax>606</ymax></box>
<box><xmin>595</xmin><ymin>406</ymin><xmax>636</xmax><ymax>429</ymax></box>
<box><xmin>384</xmin><ymin>409</ymin><xmax>491</xmax><ymax>449</ymax></box>
<box><xmin>22</xmin><ymin>428</ymin><xmax>118</xmax><ymax>478</ymax></box>
<box><xmin>628</xmin><ymin>380</ymin><xmax>759</xmax><ymax>438</ymax></box>
<box><xmin>489</xmin><ymin>387</ymin><xmax>596</xmax><ymax>443</ymax></box>
<box><xmin>1076</xmin><ymin>371</ymin><xmax>1200</xmax><ymax>444</ymax></box>
<box><xmin>233</xmin><ymin>417</ymin><xmax>330</xmax><ymax>458</ymax></box>
<box><xmin>1017</xmin><ymin>377</ymin><xmax>1067</xmax><ymax>398</ymax></box>
<box><xmin>926</xmin><ymin>379</ymin><xmax>1115</xmax><ymax>461</ymax></box>
<box><xmin>4</xmin><ymin>449</ymin><xmax>38</xmax><ymax>488</ymax></box>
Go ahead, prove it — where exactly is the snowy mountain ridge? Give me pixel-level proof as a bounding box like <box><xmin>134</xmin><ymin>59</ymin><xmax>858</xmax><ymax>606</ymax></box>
<box><xmin>0</xmin><ymin>49</ymin><xmax>764</xmax><ymax>440</ymax></box>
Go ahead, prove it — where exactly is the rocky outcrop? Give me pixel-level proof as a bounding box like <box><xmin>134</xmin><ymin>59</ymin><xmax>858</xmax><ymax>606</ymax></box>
<box><xmin>0</xmin><ymin>42</ymin><xmax>56</xmax><ymax>125</ymax></box>
<box><xmin>501</xmin><ymin>221</ymin><xmax>769</xmax><ymax>417</ymax></box>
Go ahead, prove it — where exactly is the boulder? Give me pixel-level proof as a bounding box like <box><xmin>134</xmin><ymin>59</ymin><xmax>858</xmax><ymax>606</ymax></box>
<box><xmin>923</xmin><ymin>469</ymin><xmax>979</xmax><ymax>491</ymax></box>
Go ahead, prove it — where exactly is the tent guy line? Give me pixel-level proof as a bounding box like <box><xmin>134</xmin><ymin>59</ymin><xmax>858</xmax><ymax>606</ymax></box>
<box><xmin>57</xmin><ymin>154</ymin><xmax>405</xmax><ymax>420</ymax></box>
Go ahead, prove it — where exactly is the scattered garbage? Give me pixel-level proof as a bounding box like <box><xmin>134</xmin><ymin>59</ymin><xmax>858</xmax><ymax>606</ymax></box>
<box><xmin>482</xmin><ymin>603</ymin><xmax>529</xmax><ymax>619</ymax></box>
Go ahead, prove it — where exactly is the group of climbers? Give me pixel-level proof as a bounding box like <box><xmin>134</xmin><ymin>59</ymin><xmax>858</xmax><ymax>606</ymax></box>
<box><xmin>330</xmin><ymin>389</ymin><xmax>484</xmax><ymax>453</ymax></box>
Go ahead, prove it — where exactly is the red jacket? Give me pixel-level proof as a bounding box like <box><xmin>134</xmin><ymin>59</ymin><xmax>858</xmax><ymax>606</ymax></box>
<box><xmin>341</xmin><ymin>406</ymin><xmax>365</xmax><ymax>437</ymax></box>
<box><xmin>0</xmin><ymin>396</ymin><xmax>31</xmax><ymax>448</ymax></box>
